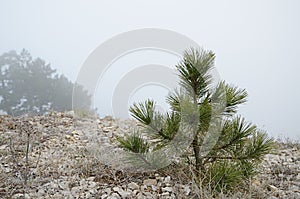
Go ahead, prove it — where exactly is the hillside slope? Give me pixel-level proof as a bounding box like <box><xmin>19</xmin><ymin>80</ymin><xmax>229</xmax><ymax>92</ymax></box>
<box><xmin>0</xmin><ymin>112</ymin><xmax>299</xmax><ymax>198</ymax></box>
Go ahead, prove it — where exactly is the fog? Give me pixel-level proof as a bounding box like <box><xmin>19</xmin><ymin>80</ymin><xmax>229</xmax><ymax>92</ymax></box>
<box><xmin>0</xmin><ymin>0</ymin><xmax>299</xmax><ymax>140</ymax></box>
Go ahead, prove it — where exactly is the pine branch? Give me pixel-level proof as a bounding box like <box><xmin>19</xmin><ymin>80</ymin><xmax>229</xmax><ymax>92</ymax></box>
<box><xmin>212</xmin><ymin>117</ymin><xmax>255</xmax><ymax>152</ymax></box>
<box><xmin>224</xmin><ymin>84</ymin><xmax>248</xmax><ymax>115</ymax></box>
<box><xmin>129</xmin><ymin>99</ymin><xmax>155</xmax><ymax>125</ymax></box>
<box><xmin>176</xmin><ymin>48</ymin><xmax>215</xmax><ymax>98</ymax></box>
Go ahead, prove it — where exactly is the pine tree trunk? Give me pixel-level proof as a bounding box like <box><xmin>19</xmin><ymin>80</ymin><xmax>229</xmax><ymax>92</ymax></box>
<box><xmin>192</xmin><ymin>134</ymin><xmax>201</xmax><ymax>173</ymax></box>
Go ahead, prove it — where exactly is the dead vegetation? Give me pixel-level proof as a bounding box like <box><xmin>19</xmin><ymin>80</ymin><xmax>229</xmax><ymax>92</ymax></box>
<box><xmin>0</xmin><ymin>112</ymin><xmax>299</xmax><ymax>198</ymax></box>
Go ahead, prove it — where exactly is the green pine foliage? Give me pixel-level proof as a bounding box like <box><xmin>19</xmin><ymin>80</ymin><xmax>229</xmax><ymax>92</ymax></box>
<box><xmin>117</xmin><ymin>131</ymin><xmax>149</xmax><ymax>154</ymax></box>
<box><xmin>117</xmin><ymin>48</ymin><xmax>274</xmax><ymax>193</ymax></box>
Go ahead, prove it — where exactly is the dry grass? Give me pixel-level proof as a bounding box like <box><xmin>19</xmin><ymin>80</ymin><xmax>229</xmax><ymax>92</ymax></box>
<box><xmin>1</xmin><ymin>113</ymin><xmax>299</xmax><ymax>198</ymax></box>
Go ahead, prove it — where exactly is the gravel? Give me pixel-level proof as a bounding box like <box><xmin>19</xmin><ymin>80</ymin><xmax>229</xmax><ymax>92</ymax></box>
<box><xmin>0</xmin><ymin>111</ymin><xmax>299</xmax><ymax>198</ymax></box>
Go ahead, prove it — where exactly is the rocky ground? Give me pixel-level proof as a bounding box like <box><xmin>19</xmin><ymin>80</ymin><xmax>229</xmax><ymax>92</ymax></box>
<box><xmin>0</xmin><ymin>112</ymin><xmax>299</xmax><ymax>199</ymax></box>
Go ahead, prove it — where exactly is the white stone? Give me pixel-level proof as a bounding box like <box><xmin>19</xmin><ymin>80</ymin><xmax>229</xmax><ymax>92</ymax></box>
<box><xmin>293</xmin><ymin>193</ymin><xmax>300</xmax><ymax>198</ymax></box>
<box><xmin>143</xmin><ymin>192</ymin><xmax>155</xmax><ymax>198</ymax></box>
<box><xmin>104</xmin><ymin>187</ymin><xmax>112</xmax><ymax>195</ymax></box>
<box><xmin>101</xmin><ymin>194</ymin><xmax>108</xmax><ymax>199</ymax></box>
<box><xmin>71</xmin><ymin>187</ymin><xmax>79</xmax><ymax>195</ymax></box>
<box><xmin>132</xmin><ymin>190</ymin><xmax>139</xmax><ymax>196</ymax></box>
<box><xmin>296</xmin><ymin>173</ymin><xmax>300</xmax><ymax>181</ymax></box>
<box><xmin>290</xmin><ymin>185</ymin><xmax>300</xmax><ymax>192</ymax></box>
<box><xmin>110</xmin><ymin>193</ymin><xmax>121</xmax><ymax>199</ymax></box>
<box><xmin>87</xmin><ymin>176</ymin><xmax>95</xmax><ymax>181</ymax></box>
<box><xmin>278</xmin><ymin>173</ymin><xmax>284</xmax><ymax>178</ymax></box>
<box><xmin>184</xmin><ymin>186</ymin><xmax>191</xmax><ymax>195</ymax></box>
<box><xmin>162</xmin><ymin>186</ymin><xmax>173</xmax><ymax>192</ymax></box>
<box><xmin>61</xmin><ymin>190</ymin><xmax>71</xmax><ymax>196</ymax></box>
<box><xmin>136</xmin><ymin>193</ymin><xmax>144</xmax><ymax>199</ymax></box>
<box><xmin>164</xmin><ymin>176</ymin><xmax>171</xmax><ymax>183</ymax></box>
<box><xmin>118</xmin><ymin>190</ymin><xmax>131</xmax><ymax>198</ymax></box>
<box><xmin>140</xmin><ymin>185</ymin><xmax>147</xmax><ymax>191</ymax></box>
<box><xmin>156</xmin><ymin>177</ymin><xmax>164</xmax><ymax>182</ymax></box>
<box><xmin>143</xmin><ymin>179</ymin><xmax>157</xmax><ymax>186</ymax></box>
<box><xmin>161</xmin><ymin>192</ymin><xmax>170</xmax><ymax>196</ymax></box>
<box><xmin>128</xmin><ymin>182</ymin><xmax>139</xmax><ymax>190</ymax></box>
<box><xmin>13</xmin><ymin>193</ymin><xmax>30</xmax><ymax>199</ymax></box>
<box><xmin>4</xmin><ymin>167</ymin><xmax>12</xmax><ymax>173</ymax></box>
<box><xmin>267</xmin><ymin>196</ymin><xmax>278</xmax><ymax>199</ymax></box>
<box><xmin>85</xmin><ymin>192</ymin><xmax>91</xmax><ymax>198</ymax></box>
<box><xmin>267</xmin><ymin>185</ymin><xmax>278</xmax><ymax>192</ymax></box>
<box><xmin>88</xmin><ymin>181</ymin><xmax>97</xmax><ymax>188</ymax></box>
<box><xmin>151</xmin><ymin>185</ymin><xmax>158</xmax><ymax>191</ymax></box>
<box><xmin>89</xmin><ymin>188</ymin><xmax>97</xmax><ymax>195</ymax></box>
<box><xmin>113</xmin><ymin>186</ymin><xmax>121</xmax><ymax>192</ymax></box>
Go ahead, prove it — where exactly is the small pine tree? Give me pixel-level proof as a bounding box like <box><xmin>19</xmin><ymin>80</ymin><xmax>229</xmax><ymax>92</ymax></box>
<box><xmin>117</xmin><ymin>48</ymin><xmax>274</xmax><ymax>193</ymax></box>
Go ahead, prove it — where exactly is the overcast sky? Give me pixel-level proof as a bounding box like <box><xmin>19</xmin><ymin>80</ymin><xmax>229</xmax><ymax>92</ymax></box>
<box><xmin>0</xmin><ymin>0</ymin><xmax>299</xmax><ymax>140</ymax></box>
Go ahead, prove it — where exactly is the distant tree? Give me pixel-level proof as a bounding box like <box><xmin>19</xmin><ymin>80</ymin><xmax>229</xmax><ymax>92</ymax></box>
<box><xmin>0</xmin><ymin>49</ymin><xmax>91</xmax><ymax>115</ymax></box>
